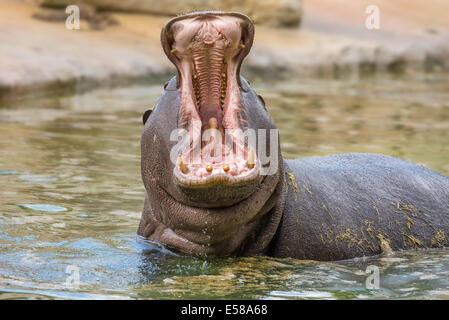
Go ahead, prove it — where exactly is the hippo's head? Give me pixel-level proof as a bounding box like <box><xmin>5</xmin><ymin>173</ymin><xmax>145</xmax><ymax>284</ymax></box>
<box><xmin>139</xmin><ymin>12</ymin><xmax>285</xmax><ymax>256</ymax></box>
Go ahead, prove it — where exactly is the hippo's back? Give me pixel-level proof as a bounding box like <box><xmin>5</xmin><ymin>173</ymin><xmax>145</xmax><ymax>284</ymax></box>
<box><xmin>270</xmin><ymin>153</ymin><xmax>449</xmax><ymax>260</ymax></box>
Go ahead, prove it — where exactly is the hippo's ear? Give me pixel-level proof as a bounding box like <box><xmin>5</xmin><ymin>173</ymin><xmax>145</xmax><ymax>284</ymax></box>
<box><xmin>142</xmin><ymin>109</ymin><xmax>152</xmax><ymax>125</ymax></box>
<box><xmin>256</xmin><ymin>94</ymin><xmax>268</xmax><ymax>111</ymax></box>
<box><xmin>257</xmin><ymin>94</ymin><xmax>265</xmax><ymax>106</ymax></box>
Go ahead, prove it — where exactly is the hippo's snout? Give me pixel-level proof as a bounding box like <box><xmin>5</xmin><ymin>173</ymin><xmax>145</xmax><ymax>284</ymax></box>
<box><xmin>161</xmin><ymin>12</ymin><xmax>260</xmax><ymax>192</ymax></box>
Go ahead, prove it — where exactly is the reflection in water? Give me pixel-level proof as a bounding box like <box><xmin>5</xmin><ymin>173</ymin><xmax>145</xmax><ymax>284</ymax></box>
<box><xmin>17</xmin><ymin>204</ymin><xmax>68</xmax><ymax>212</ymax></box>
<box><xmin>0</xmin><ymin>74</ymin><xmax>448</xmax><ymax>299</ymax></box>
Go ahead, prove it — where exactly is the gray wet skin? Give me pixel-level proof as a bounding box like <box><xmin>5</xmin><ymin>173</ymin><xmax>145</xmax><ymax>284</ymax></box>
<box><xmin>138</xmin><ymin>11</ymin><xmax>449</xmax><ymax>261</ymax></box>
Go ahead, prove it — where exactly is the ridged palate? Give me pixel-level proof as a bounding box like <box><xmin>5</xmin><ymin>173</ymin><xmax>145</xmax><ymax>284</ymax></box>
<box><xmin>190</xmin><ymin>23</ymin><xmax>228</xmax><ymax>126</ymax></box>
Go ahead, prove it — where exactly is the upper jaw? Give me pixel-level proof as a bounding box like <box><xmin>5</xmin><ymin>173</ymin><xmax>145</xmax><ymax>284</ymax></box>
<box><xmin>162</xmin><ymin>12</ymin><xmax>258</xmax><ymax>188</ymax></box>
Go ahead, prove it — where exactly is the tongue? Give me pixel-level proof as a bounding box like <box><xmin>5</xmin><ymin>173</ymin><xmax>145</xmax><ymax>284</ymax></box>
<box><xmin>201</xmin><ymin>117</ymin><xmax>226</xmax><ymax>163</ymax></box>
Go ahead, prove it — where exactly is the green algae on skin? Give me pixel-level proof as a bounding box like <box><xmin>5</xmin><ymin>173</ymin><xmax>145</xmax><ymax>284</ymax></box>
<box><xmin>400</xmin><ymin>233</ymin><xmax>426</xmax><ymax>249</ymax></box>
<box><xmin>302</xmin><ymin>184</ymin><xmax>312</xmax><ymax>194</ymax></box>
<box><xmin>322</xmin><ymin>203</ymin><xmax>334</xmax><ymax>220</ymax></box>
<box><xmin>431</xmin><ymin>230</ymin><xmax>446</xmax><ymax>247</ymax></box>
<box><xmin>377</xmin><ymin>233</ymin><xmax>393</xmax><ymax>255</ymax></box>
<box><xmin>285</xmin><ymin>171</ymin><xmax>299</xmax><ymax>200</ymax></box>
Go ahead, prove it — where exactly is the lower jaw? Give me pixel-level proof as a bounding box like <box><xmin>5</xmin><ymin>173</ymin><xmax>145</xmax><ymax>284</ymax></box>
<box><xmin>154</xmin><ymin>219</ymin><xmax>260</xmax><ymax>256</ymax></box>
<box><xmin>173</xmin><ymin>169</ymin><xmax>263</xmax><ymax>208</ymax></box>
<box><xmin>174</xmin><ymin>155</ymin><xmax>260</xmax><ymax>185</ymax></box>
<box><xmin>144</xmin><ymin>167</ymin><xmax>284</xmax><ymax>256</ymax></box>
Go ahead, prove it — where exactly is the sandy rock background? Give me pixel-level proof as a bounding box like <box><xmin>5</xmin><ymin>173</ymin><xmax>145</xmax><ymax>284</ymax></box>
<box><xmin>1</xmin><ymin>0</ymin><xmax>449</xmax><ymax>100</ymax></box>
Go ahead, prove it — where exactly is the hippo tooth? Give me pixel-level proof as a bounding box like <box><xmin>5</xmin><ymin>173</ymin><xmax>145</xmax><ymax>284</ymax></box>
<box><xmin>178</xmin><ymin>156</ymin><xmax>189</xmax><ymax>174</ymax></box>
<box><xmin>208</xmin><ymin>117</ymin><xmax>218</xmax><ymax>129</ymax></box>
<box><xmin>247</xmin><ymin>147</ymin><xmax>255</xmax><ymax>169</ymax></box>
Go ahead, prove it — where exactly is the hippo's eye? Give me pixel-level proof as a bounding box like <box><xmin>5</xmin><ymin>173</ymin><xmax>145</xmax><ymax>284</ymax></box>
<box><xmin>142</xmin><ymin>109</ymin><xmax>153</xmax><ymax>125</ymax></box>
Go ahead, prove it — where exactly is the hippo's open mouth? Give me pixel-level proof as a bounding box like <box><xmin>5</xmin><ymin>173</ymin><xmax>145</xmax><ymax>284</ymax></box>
<box><xmin>162</xmin><ymin>12</ymin><xmax>259</xmax><ymax>187</ymax></box>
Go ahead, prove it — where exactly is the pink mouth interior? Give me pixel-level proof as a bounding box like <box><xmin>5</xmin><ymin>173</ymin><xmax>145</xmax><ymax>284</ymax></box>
<box><xmin>167</xmin><ymin>14</ymin><xmax>258</xmax><ymax>184</ymax></box>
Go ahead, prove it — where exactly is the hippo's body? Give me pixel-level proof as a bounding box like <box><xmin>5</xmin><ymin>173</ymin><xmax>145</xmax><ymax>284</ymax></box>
<box><xmin>137</xmin><ymin>11</ymin><xmax>449</xmax><ymax>261</ymax></box>
<box><xmin>271</xmin><ymin>154</ymin><xmax>449</xmax><ymax>260</ymax></box>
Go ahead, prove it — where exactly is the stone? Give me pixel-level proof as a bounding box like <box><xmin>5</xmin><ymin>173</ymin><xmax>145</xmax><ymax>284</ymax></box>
<box><xmin>35</xmin><ymin>0</ymin><xmax>302</xmax><ymax>27</ymax></box>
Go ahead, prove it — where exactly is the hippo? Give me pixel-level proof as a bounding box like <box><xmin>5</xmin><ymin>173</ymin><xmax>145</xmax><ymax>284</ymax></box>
<box><xmin>138</xmin><ymin>11</ymin><xmax>449</xmax><ymax>261</ymax></box>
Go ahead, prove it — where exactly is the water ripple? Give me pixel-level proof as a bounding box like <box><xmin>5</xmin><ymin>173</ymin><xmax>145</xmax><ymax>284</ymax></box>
<box><xmin>17</xmin><ymin>204</ymin><xmax>68</xmax><ymax>212</ymax></box>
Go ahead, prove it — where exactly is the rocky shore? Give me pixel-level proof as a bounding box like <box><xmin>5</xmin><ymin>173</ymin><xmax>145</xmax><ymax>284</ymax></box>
<box><xmin>1</xmin><ymin>0</ymin><xmax>449</xmax><ymax>101</ymax></box>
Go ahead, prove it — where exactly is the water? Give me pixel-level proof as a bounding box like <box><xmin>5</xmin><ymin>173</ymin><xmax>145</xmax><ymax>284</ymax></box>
<box><xmin>0</xmin><ymin>73</ymin><xmax>448</xmax><ymax>299</ymax></box>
